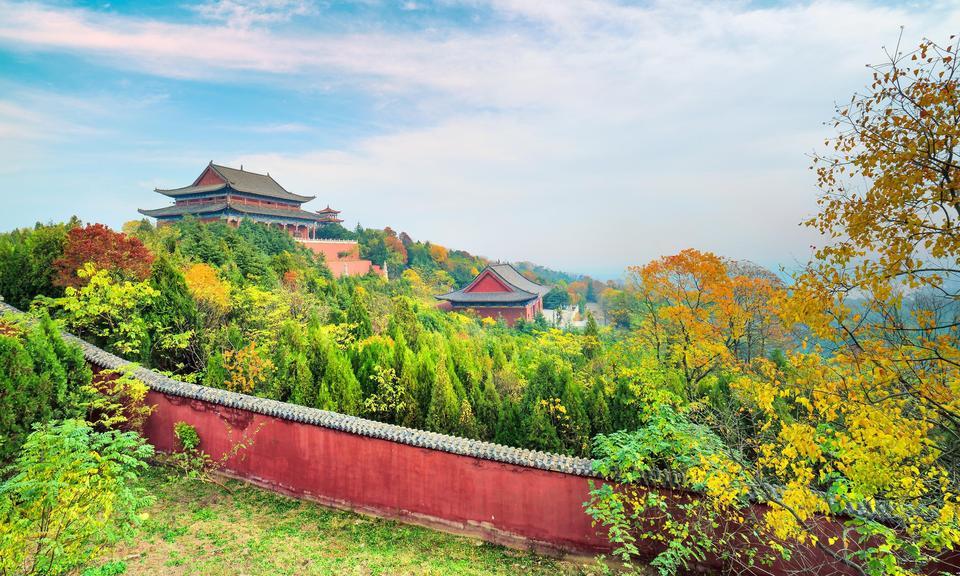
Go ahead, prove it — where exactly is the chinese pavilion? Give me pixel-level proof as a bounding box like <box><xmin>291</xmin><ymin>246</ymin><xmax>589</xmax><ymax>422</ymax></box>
<box><xmin>436</xmin><ymin>264</ymin><xmax>550</xmax><ymax>325</ymax></box>
<box><xmin>138</xmin><ymin>162</ymin><xmax>342</xmax><ymax>239</ymax></box>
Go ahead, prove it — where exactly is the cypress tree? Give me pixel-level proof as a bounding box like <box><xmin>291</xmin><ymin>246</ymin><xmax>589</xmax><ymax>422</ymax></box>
<box><xmin>523</xmin><ymin>405</ymin><xmax>563</xmax><ymax>454</ymax></box>
<box><xmin>426</xmin><ymin>358</ymin><xmax>459</xmax><ymax>434</ymax></box>
<box><xmin>388</xmin><ymin>296</ymin><xmax>420</xmax><ymax>350</ymax></box>
<box><xmin>457</xmin><ymin>398</ymin><xmax>479</xmax><ymax>439</ymax></box>
<box><xmin>0</xmin><ymin>315</ymin><xmax>88</xmax><ymax>464</ymax></box>
<box><xmin>560</xmin><ymin>380</ymin><xmax>591</xmax><ymax>456</ymax></box>
<box><xmin>325</xmin><ymin>342</ymin><xmax>361</xmax><ymax>415</ymax></box>
<box><xmin>494</xmin><ymin>400</ymin><xmax>524</xmax><ymax>448</ymax></box>
<box><xmin>203</xmin><ymin>351</ymin><xmax>228</xmax><ymax>390</ymax></box>
<box><xmin>347</xmin><ymin>286</ymin><xmax>373</xmax><ymax>340</ymax></box>
<box><xmin>475</xmin><ymin>371</ymin><xmax>502</xmax><ymax>440</ymax></box>
<box><xmin>588</xmin><ymin>382</ymin><xmax>612</xmax><ymax>437</ymax></box>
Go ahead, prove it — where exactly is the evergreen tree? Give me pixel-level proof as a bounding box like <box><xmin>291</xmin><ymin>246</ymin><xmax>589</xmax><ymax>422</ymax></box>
<box><xmin>609</xmin><ymin>378</ymin><xmax>640</xmax><ymax>432</ymax></box>
<box><xmin>0</xmin><ymin>222</ymin><xmax>72</xmax><ymax>309</ymax></box>
<box><xmin>457</xmin><ymin>398</ymin><xmax>480</xmax><ymax>439</ymax></box>
<box><xmin>560</xmin><ymin>380</ymin><xmax>591</xmax><ymax>455</ymax></box>
<box><xmin>494</xmin><ymin>400</ymin><xmax>524</xmax><ymax>447</ymax></box>
<box><xmin>274</xmin><ymin>322</ymin><xmax>314</xmax><ymax>404</ymax></box>
<box><xmin>146</xmin><ymin>256</ymin><xmax>200</xmax><ymax>373</ymax></box>
<box><xmin>588</xmin><ymin>382</ymin><xmax>612</xmax><ymax>436</ymax></box>
<box><xmin>388</xmin><ymin>296</ymin><xmax>420</xmax><ymax>350</ymax></box>
<box><xmin>523</xmin><ymin>404</ymin><xmax>563</xmax><ymax>454</ymax></box>
<box><xmin>425</xmin><ymin>358</ymin><xmax>459</xmax><ymax>434</ymax></box>
<box><xmin>324</xmin><ymin>342</ymin><xmax>361</xmax><ymax>415</ymax></box>
<box><xmin>583</xmin><ymin>312</ymin><xmax>601</xmax><ymax>359</ymax></box>
<box><xmin>347</xmin><ymin>286</ymin><xmax>373</xmax><ymax>340</ymax></box>
<box><xmin>0</xmin><ymin>313</ymin><xmax>89</xmax><ymax>464</ymax></box>
<box><xmin>474</xmin><ymin>371</ymin><xmax>502</xmax><ymax>439</ymax></box>
<box><xmin>203</xmin><ymin>351</ymin><xmax>228</xmax><ymax>390</ymax></box>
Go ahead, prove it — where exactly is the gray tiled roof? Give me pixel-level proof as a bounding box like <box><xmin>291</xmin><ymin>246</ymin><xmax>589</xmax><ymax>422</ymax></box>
<box><xmin>139</xmin><ymin>202</ymin><xmax>228</xmax><ymax>217</ymax></box>
<box><xmin>156</xmin><ymin>163</ymin><xmax>314</xmax><ymax>203</ymax></box>
<box><xmin>139</xmin><ymin>200</ymin><xmax>331</xmax><ymax>223</ymax></box>
<box><xmin>490</xmin><ymin>264</ymin><xmax>552</xmax><ymax>296</ymax></box>
<box><xmin>0</xmin><ymin>301</ymin><xmax>906</xmax><ymax>524</ymax></box>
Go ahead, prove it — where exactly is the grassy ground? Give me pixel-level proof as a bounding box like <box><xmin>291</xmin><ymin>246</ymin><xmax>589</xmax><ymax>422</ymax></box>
<box><xmin>87</xmin><ymin>468</ymin><xmax>605</xmax><ymax>576</ymax></box>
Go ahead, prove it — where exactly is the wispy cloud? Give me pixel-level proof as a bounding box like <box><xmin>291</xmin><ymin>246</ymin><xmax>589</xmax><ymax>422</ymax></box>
<box><xmin>246</xmin><ymin>122</ymin><xmax>313</xmax><ymax>133</ymax></box>
<box><xmin>192</xmin><ymin>0</ymin><xmax>316</xmax><ymax>29</ymax></box>
<box><xmin>2</xmin><ymin>0</ymin><xmax>959</xmax><ymax>275</ymax></box>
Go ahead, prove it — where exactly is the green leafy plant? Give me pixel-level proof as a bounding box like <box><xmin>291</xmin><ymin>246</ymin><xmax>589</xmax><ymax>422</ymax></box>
<box><xmin>169</xmin><ymin>421</ymin><xmax>261</xmax><ymax>492</ymax></box>
<box><xmin>0</xmin><ymin>419</ymin><xmax>153</xmax><ymax>576</ymax></box>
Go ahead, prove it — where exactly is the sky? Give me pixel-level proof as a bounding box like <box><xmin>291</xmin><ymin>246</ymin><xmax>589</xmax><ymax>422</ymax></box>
<box><xmin>0</xmin><ymin>1</ymin><xmax>958</xmax><ymax>279</ymax></box>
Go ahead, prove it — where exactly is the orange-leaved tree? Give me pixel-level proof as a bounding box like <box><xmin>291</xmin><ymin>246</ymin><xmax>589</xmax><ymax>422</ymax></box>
<box><xmin>627</xmin><ymin>249</ymin><xmax>785</xmax><ymax>400</ymax></box>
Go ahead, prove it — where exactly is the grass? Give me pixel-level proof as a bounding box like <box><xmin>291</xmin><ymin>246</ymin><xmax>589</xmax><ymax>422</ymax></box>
<box><xmin>88</xmin><ymin>468</ymin><xmax>605</xmax><ymax>576</ymax></box>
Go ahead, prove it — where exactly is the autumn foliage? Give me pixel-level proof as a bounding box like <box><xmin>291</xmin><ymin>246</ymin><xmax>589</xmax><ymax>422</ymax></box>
<box><xmin>53</xmin><ymin>224</ymin><xmax>153</xmax><ymax>288</ymax></box>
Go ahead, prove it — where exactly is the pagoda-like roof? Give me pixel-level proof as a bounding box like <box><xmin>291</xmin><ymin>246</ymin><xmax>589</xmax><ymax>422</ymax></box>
<box><xmin>436</xmin><ymin>264</ymin><xmax>550</xmax><ymax>305</ymax></box>
<box><xmin>317</xmin><ymin>205</ymin><xmax>340</xmax><ymax>214</ymax></box>
<box><xmin>138</xmin><ymin>200</ymin><xmax>331</xmax><ymax>222</ymax></box>
<box><xmin>155</xmin><ymin>162</ymin><xmax>314</xmax><ymax>203</ymax></box>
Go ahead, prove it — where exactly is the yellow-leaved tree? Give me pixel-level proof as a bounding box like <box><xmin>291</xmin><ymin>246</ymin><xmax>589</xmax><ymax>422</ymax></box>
<box><xmin>734</xmin><ymin>36</ymin><xmax>960</xmax><ymax>574</ymax></box>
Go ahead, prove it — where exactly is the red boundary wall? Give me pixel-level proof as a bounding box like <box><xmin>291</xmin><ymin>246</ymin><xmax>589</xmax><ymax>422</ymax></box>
<box><xmin>143</xmin><ymin>390</ymin><xmax>610</xmax><ymax>555</ymax></box>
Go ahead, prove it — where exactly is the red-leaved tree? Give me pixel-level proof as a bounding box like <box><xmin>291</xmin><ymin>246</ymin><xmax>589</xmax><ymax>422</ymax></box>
<box><xmin>53</xmin><ymin>224</ymin><xmax>154</xmax><ymax>288</ymax></box>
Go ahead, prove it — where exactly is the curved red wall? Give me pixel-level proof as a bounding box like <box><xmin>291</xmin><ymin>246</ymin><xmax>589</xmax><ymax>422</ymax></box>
<box><xmin>144</xmin><ymin>390</ymin><xmax>611</xmax><ymax>555</ymax></box>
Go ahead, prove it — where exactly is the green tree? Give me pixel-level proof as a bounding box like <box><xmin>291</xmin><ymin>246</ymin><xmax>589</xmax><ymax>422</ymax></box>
<box><xmin>146</xmin><ymin>256</ymin><xmax>200</xmax><ymax>374</ymax></box>
<box><xmin>425</xmin><ymin>357</ymin><xmax>459</xmax><ymax>434</ymax></box>
<box><xmin>0</xmin><ymin>221</ymin><xmax>73</xmax><ymax>309</ymax></box>
<box><xmin>0</xmin><ymin>419</ymin><xmax>154</xmax><ymax>576</ymax></box>
<box><xmin>0</xmin><ymin>312</ymin><xmax>90</xmax><ymax>464</ymax></box>
<box><xmin>41</xmin><ymin>264</ymin><xmax>159</xmax><ymax>359</ymax></box>
<box><xmin>347</xmin><ymin>286</ymin><xmax>373</xmax><ymax>340</ymax></box>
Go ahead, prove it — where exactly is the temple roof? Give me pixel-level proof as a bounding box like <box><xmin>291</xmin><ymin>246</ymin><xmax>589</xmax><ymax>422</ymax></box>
<box><xmin>155</xmin><ymin>163</ymin><xmax>314</xmax><ymax>203</ymax></box>
<box><xmin>317</xmin><ymin>205</ymin><xmax>340</xmax><ymax>214</ymax></box>
<box><xmin>436</xmin><ymin>264</ymin><xmax>550</xmax><ymax>305</ymax></box>
<box><xmin>138</xmin><ymin>200</ymin><xmax>331</xmax><ymax>222</ymax></box>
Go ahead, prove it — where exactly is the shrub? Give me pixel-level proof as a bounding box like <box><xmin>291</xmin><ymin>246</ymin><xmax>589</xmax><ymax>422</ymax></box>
<box><xmin>0</xmin><ymin>419</ymin><xmax>154</xmax><ymax>576</ymax></box>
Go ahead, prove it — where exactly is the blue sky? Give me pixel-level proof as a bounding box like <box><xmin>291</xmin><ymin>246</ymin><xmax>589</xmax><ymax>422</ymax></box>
<box><xmin>0</xmin><ymin>0</ymin><xmax>957</xmax><ymax>279</ymax></box>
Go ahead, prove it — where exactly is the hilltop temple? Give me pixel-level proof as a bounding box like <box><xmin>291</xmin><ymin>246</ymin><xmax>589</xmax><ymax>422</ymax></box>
<box><xmin>436</xmin><ymin>264</ymin><xmax>550</xmax><ymax>325</ymax></box>
<box><xmin>138</xmin><ymin>162</ymin><xmax>342</xmax><ymax>239</ymax></box>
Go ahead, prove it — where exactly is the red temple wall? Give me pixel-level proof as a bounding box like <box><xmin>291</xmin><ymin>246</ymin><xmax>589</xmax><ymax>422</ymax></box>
<box><xmin>468</xmin><ymin>273</ymin><xmax>511</xmax><ymax>293</ymax></box>
<box><xmin>143</xmin><ymin>390</ymin><xmax>609</xmax><ymax>555</ymax></box>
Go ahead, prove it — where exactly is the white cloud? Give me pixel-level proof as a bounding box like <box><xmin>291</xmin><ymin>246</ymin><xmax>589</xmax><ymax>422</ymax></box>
<box><xmin>2</xmin><ymin>0</ymin><xmax>959</xmax><ymax>275</ymax></box>
<box><xmin>192</xmin><ymin>0</ymin><xmax>316</xmax><ymax>29</ymax></box>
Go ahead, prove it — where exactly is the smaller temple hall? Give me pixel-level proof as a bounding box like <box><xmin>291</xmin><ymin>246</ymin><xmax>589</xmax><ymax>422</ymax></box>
<box><xmin>436</xmin><ymin>264</ymin><xmax>550</xmax><ymax>325</ymax></box>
